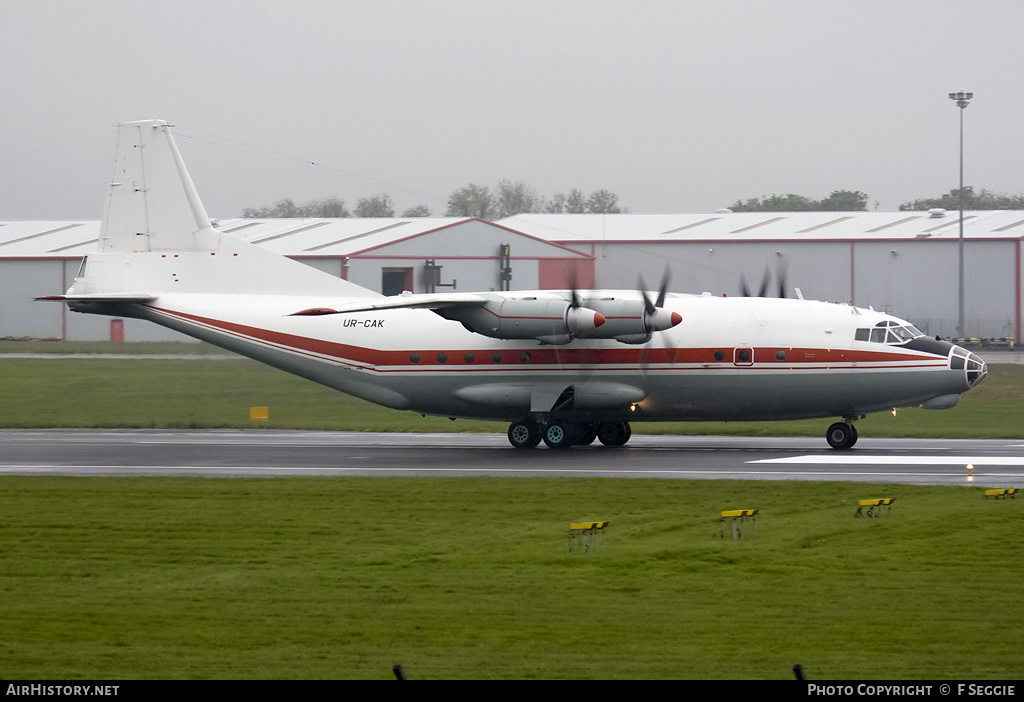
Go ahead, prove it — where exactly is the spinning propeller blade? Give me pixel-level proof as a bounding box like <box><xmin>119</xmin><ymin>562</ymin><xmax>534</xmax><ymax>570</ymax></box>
<box><xmin>740</xmin><ymin>258</ymin><xmax>789</xmax><ymax>298</ymax></box>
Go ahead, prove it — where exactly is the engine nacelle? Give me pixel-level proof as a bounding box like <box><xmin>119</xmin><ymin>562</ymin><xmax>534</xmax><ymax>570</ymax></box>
<box><xmin>574</xmin><ymin>298</ymin><xmax>683</xmax><ymax>342</ymax></box>
<box><xmin>442</xmin><ymin>298</ymin><xmax>605</xmax><ymax>342</ymax></box>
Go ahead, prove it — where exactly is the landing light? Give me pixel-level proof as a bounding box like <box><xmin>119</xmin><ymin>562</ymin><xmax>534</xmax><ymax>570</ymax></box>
<box><xmin>630</xmin><ymin>403</ymin><xmax>638</xmax><ymax>412</ymax></box>
<box><xmin>892</xmin><ymin>408</ymin><xmax>897</xmax><ymax>416</ymax></box>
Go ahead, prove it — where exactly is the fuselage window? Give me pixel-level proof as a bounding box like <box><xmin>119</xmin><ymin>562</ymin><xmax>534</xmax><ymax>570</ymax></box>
<box><xmin>713</xmin><ymin>350</ymin><xmax>725</xmax><ymax>362</ymax></box>
<box><xmin>855</xmin><ymin>328</ymin><xmax>870</xmax><ymax>342</ymax></box>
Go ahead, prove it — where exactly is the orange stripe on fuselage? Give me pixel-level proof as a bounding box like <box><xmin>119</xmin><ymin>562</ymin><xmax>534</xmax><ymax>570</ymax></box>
<box><xmin>147</xmin><ymin>306</ymin><xmax>947</xmax><ymax>371</ymax></box>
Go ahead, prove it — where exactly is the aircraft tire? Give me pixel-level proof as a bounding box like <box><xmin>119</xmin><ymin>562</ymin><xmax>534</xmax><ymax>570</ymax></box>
<box><xmin>597</xmin><ymin>421</ymin><xmax>631</xmax><ymax>447</ymax></box>
<box><xmin>542</xmin><ymin>420</ymin><xmax>575</xmax><ymax>449</ymax></box>
<box><xmin>574</xmin><ymin>423</ymin><xmax>599</xmax><ymax>446</ymax></box>
<box><xmin>826</xmin><ymin>422</ymin><xmax>857</xmax><ymax>450</ymax></box>
<box><xmin>508</xmin><ymin>419</ymin><xmax>541</xmax><ymax>449</ymax></box>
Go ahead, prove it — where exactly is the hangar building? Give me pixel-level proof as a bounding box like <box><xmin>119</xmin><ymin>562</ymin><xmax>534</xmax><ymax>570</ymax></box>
<box><xmin>0</xmin><ymin>217</ymin><xmax>593</xmax><ymax>342</ymax></box>
<box><xmin>2</xmin><ymin>209</ymin><xmax>1021</xmax><ymax>344</ymax></box>
<box><xmin>504</xmin><ymin>210</ymin><xmax>1024</xmax><ymax>342</ymax></box>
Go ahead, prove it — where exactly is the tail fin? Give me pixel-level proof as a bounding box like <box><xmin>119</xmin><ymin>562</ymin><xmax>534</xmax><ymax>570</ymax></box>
<box><xmin>69</xmin><ymin>120</ymin><xmax>378</xmax><ymax>299</ymax></box>
<box><xmin>100</xmin><ymin>119</ymin><xmax>219</xmax><ymax>253</ymax></box>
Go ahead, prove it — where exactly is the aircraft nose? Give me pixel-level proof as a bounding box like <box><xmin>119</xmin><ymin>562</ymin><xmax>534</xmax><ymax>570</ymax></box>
<box><xmin>953</xmin><ymin>346</ymin><xmax>987</xmax><ymax>389</ymax></box>
<box><xmin>967</xmin><ymin>351</ymin><xmax>988</xmax><ymax>388</ymax></box>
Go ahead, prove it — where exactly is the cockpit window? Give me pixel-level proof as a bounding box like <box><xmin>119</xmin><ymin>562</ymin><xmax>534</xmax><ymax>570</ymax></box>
<box><xmin>889</xmin><ymin>325</ymin><xmax>918</xmax><ymax>342</ymax></box>
<box><xmin>856</xmin><ymin>321</ymin><xmax>924</xmax><ymax>345</ymax></box>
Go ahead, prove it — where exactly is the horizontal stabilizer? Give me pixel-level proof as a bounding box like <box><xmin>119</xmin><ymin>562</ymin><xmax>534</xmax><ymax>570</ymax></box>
<box><xmin>36</xmin><ymin>293</ymin><xmax>156</xmax><ymax>303</ymax></box>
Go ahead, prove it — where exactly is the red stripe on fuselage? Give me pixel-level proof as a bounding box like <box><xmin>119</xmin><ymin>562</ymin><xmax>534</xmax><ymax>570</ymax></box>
<box><xmin>147</xmin><ymin>305</ymin><xmax>947</xmax><ymax>371</ymax></box>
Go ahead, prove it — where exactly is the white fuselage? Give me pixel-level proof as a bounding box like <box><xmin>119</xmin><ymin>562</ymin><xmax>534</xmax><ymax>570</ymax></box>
<box><xmin>122</xmin><ymin>290</ymin><xmax>980</xmax><ymax>424</ymax></box>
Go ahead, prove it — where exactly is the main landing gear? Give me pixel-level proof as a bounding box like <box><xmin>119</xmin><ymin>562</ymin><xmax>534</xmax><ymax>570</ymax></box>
<box><xmin>507</xmin><ymin>419</ymin><xmax>631</xmax><ymax>449</ymax></box>
<box><xmin>825</xmin><ymin>417</ymin><xmax>859</xmax><ymax>450</ymax></box>
<box><xmin>510</xmin><ymin>417</ymin><xmax>862</xmax><ymax>450</ymax></box>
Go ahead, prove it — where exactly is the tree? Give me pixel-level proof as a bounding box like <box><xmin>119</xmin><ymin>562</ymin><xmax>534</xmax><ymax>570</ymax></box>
<box><xmin>445</xmin><ymin>184</ymin><xmax>496</xmax><ymax>219</ymax></box>
<box><xmin>445</xmin><ymin>182</ymin><xmax>625</xmax><ymax>217</ymax></box>
<box><xmin>730</xmin><ymin>194</ymin><xmax>816</xmax><ymax>212</ymax></box>
<box><xmin>729</xmin><ymin>190</ymin><xmax>868</xmax><ymax>212</ymax></box>
<box><xmin>302</xmin><ymin>197</ymin><xmax>350</xmax><ymax>217</ymax></box>
<box><xmin>546</xmin><ymin>188</ymin><xmax>608</xmax><ymax>213</ymax></box>
<box><xmin>564</xmin><ymin>189</ymin><xmax>588</xmax><ymax>214</ymax></box>
<box><xmin>401</xmin><ymin>204</ymin><xmax>432</xmax><ymax>217</ymax></box>
<box><xmin>817</xmin><ymin>190</ymin><xmax>869</xmax><ymax>211</ymax></box>
<box><xmin>495</xmin><ymin>180</ymin><xmax>541</xmax><ymax>218</ymax></box>
<box><xmin>544</xmin><ymin>192</ymin><xmax>567</xmax><ymax>213</ymax></box>
<box><xmin>587</xmin><ymin>189</ymin><xmax>621</xmax><ymax>214</ymax></box>
<box><xmin>354</xmin><ymin>193</ymin><xmax>395</xmax><ymax>218</ymax></box>
<box><xmin>899</xmin><ymin>187</ymin><xmax>1024</xmax><ymax>211</ymax></box>
<box><xmin>242</xmin><ymin>198</ymin><xmax>299</xmax><ymax>218</ymax></box>
<box><xmin>242</xmin><ymin>197</ymin><xmax>349</xmax><ymax>218</ymax></box>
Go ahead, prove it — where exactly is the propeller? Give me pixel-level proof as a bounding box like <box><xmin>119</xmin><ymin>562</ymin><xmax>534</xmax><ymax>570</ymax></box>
<box><xmin>638</xmin><ymin>267</ymin><xmax>680</xmax><ymax>375</ymax></box>
<box><xmin>740</xmin><ymin>259</ymin><xmax>789</xmax><ymax>298</ymax></box>
<box><xmin>563</xmin><ymin>273</ymin><xmax>605</xmax><ymax>338</ymax></box>
<box><xmin>776</xmin><ymin>258</ymin><xmax>788</xmax><ymax>299</ymax></box>
<box><xmin>639</xmin><ymin>267</ymin><xmax>680</xmax><ymax>335</ymax></box>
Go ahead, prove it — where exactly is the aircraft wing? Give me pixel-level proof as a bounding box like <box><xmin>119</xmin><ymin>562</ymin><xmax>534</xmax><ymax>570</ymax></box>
<box><xmin>290</xmin><ymin>290</ymin><xmax>680</xmax><ymax>346</ymax></box>
<box><xmin>289</xmin><ymin>292</ymin><xmax>491</xmax><ymax>316</ymax></box>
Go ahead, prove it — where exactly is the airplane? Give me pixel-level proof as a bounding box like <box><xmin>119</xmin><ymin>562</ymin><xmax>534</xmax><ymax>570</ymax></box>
<box><xmin>40</xmin><ymin>120</ymin><xmax>988</xmax><ymax>450</ymax></box>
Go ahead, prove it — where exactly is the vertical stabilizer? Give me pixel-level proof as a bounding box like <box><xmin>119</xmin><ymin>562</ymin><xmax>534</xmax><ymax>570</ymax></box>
<box><xmin>72</xmin><ymin>120</ymin><xmax>381</xmax><ymax>298</ymax></box>
<box><xmin>100</xmin><ymin>119</ymin><xmax>219</xmax><ymax>252</ymax></box>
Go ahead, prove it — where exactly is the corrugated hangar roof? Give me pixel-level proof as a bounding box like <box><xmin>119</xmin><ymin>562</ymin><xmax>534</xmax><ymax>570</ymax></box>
<box><xmin>4</xmin><ymin>211</ymin><xmax>1024</xmax><ymax>259</ymax></box>
<box><xmin>217</xmin><ymin>217</ymin><xmax>471</xmax><ymax>256</ymax></box>
<box><xmin>500</xmin><ymin>211</ymin><xmax>1024</xmax><ymax>243</ymax></box>
<box><xmin>0</xmin><ymin>217</ymin><xmax>590</xmax><ymax>259</ymax></box>
<box><xmin>0</xmin><ymin>221</ymin><xmax>99</xmax><ymax>258</ymax></box>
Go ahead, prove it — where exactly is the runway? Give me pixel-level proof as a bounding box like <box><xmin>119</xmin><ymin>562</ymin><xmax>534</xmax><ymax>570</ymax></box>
<box><xmin>1</xmin><ymin>430</ymin><xmax>1023</xmax><ymax>487</ymax></box>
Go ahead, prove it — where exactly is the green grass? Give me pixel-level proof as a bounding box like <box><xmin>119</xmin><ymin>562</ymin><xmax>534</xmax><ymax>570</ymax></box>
<box><xmin>0</xmin><ymin>352</ymin><xmax>1021</xmax><ymax>437</ymax></box>
<box><xmin>0</xmin><ymin>477</ymin><xmax>1020</xmax><ymax>679</ymax></box>
<box><xmin>1</xmin><ymin>346</ymin><xmax>1020</xmax><ymax>679</ymax></box>
<box><xmin>0</xmin><ymin>340</ymin><xmax>226</xmax><ymax>355</ymax></box>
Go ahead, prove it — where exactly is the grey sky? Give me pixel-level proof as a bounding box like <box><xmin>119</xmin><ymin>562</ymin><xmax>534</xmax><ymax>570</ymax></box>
<box><xmin>2</xmin><ymin>0</ymin><xmax>1021</xmax><ymax>220</ymax></box>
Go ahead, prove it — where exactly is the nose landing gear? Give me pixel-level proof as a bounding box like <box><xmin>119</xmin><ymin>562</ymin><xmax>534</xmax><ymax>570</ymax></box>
<box><xmin>825</xmin><ymin>418</ymin><xmax>859</xmax><ymax>450</ymax></box>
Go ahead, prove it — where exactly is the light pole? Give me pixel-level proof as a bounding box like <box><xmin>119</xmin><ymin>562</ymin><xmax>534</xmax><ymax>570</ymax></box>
<box><xmin>949</xmin><ymin>90</ymin><xmax>973</xmax><ymax>340</ymax></box>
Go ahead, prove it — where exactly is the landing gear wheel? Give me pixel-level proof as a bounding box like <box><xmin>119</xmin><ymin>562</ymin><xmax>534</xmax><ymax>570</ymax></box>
<box><xmin>597</xmin><ymin>421</ymin><xmax>632</xmax><ymax>447</ymax></box>
<box><xmin>574</xmin><ymin>423</ymin><xmax>598</xmax><ymax>446</ymax></box>
<box><xmin>542</xmin><ymin>420</ymin><xmax>575</xmax><ymax>449</ymax></box>
<box><xmin>508</xmin><ymin>419</ymin><xmax>541</xmax><ymax>449</ymax></box>
<box><xmin>826</xmin><ymin>422</ymin><xmax>858</xmax><ymax>450</ymax></box>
